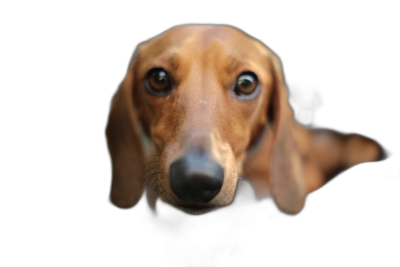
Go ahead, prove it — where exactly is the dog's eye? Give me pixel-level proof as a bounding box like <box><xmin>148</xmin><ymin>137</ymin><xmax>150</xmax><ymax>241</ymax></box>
<box><xmin>234</xmin><ymin>72</ymin><xmax>258</xmax><ymax>96</ymax></box>
<box><xmin>145</xmin><ymin>68</ymin><xmax>172</xmax><ymax>95</ymax></box>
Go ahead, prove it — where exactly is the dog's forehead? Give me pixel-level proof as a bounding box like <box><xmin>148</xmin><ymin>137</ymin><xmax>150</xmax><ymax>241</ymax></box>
<box><xmin>165</xmin><ymin>24</ymin><xmax>251</xmax><ymax>45</ymax></box>
<box><xmin>139</xmin><ymin>25</ymin><xmax>270</xmax><ymax>61</ymax></box>
<box><xmin>136</xmin><ymin>25</ymin><xmax>272</xmax><ymax>77</ymax></box>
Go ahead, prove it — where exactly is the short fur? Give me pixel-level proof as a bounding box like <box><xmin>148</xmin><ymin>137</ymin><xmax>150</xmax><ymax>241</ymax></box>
<box><xmin>106</xmin><ymin>24</ymin><xmax>385</xmax><ymax>215</ymax></box>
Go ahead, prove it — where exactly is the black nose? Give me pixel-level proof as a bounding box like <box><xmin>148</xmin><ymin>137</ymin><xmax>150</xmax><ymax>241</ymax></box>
<box><xmin>169</xmin><ymin>155</ymin><xmax>224</xmax><ymax>203</ymax></box>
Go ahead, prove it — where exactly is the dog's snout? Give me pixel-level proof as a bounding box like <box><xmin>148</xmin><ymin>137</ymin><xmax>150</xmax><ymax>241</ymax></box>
<box><xmin>169</xmin><ymin>155</ymin><xmax>224</xmax><ymax>203</ymax></box>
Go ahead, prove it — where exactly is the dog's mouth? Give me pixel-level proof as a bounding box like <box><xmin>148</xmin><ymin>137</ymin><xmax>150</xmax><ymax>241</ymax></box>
<box><xmin>172</xmin><ymin>203</ymin><xmax>220</xmax><ymax>215</ymax></box>
<box><xmin>156</xmin><ymin>198</ymin><xmax>218</xmax><ymax>216</ymax></box>
<box><xmin>174</xmin><ymin>203</ymin><xmax>217</xmax><ymax>215</ymax></box>
<box><xmin>157</xmin><ymin>180</ymin><xmax>256</xmax><ymax>216</ymax></box>
<box><xmin>180</xmin><ymin>204</ymin><xmax>209</xmax><ymax>210</ymax></box>
<box><xmin>175</xmin><ymin>204</ymin><xmax>218</xmax><ymax>215</ymax></box>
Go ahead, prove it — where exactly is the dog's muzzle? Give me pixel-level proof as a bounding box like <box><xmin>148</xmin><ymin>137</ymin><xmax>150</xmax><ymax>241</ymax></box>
<box><xmin>169</xmin><ymin>153</ymin><xmax>224</xmax><ymax>203</ymax></box>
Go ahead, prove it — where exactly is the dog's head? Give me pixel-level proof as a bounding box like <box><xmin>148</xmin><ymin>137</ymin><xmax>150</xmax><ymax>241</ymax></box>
<box><xmin>106</xmin><ymin>25</ymin><xmax>385</xmax><ymax>214</ymax></box>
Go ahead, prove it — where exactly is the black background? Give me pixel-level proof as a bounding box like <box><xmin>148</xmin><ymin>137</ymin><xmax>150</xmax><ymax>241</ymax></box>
<box><xmin>38</xmin><ymin>2</ymin><xmax>400</xmax><ymax>266</ymax></box>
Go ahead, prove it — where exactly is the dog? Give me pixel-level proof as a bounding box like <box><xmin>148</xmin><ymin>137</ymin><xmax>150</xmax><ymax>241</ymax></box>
<box><xmin>106</xmin><ymin>24</ymin><xmax>385</xmax><ymax>215</ymax></box>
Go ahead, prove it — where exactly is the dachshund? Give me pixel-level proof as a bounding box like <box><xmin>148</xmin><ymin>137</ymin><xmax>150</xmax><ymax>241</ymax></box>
<box><xmin>106</xmin><ymin>24</ymin><xmax>385</xmax><ymax>215</ymax></box>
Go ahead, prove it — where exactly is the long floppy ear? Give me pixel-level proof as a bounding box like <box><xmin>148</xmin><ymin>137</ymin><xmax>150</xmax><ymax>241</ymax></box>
<box><xmin>243</xmin><ymin>53</ymin><xmax>307</xmax><ymax>214</ymax></box>
<box><xmin>106</xmin><ymin>51</ymin><xmax>146</xmax><ymax>208</ymax></box>
<box><xmin>266</xmin><ymin>54</ymin><xmax>307</xmax><ymax>214</ymax></box>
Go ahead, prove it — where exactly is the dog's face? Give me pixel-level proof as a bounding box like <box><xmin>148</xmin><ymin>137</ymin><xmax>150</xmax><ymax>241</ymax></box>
<box><xmin>106</xmin><ymin>24</ymin><xmax>385</xmax><ymax>215</ymax></box>
<box><xmin>134</xmin><ymin>25</ymin><xmax>274</xmax><ymax>213</ymax></box>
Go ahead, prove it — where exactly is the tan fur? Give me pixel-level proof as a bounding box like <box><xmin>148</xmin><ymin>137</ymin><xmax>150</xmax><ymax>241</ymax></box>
<box><xmin>106</xmin><ymin>24</ymin><xmax>385</xmax><ymax>214</ymax></box>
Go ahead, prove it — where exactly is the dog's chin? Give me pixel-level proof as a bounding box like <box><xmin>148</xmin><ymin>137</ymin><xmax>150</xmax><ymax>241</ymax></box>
<box><xmin>157</xmin><ymin>199</ymin><xmax>220</xmax><ymax>216</ymax></box>
<box><xmin>174</xmin><ymin>204</ymin><xmax>217</xmax><ymax>215</ymax></box>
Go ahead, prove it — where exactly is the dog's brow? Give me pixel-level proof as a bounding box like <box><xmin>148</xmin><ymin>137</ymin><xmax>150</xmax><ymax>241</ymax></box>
<box><xmin>229</xmin><ymin>56</ymin><xmax>240</xmax><ymax>71</ymax></box>
<box><xmin>228</xmin><ymin>36</ymin><xmax>247</xmax><ymax>69</ymax></box>
<box><xmin>228</xmin><ymin>44</ymin><xmax>264</xmax><ymax>71</ymax></box>
<box><xmin>168</xmin><ymin>53</ymin><xmax>179</xmax><ymax>69</ymax></box>
<box><xmin>149</xmin><ymin>50</ymin><xmax>180</xmax><ymax>70</ymax></box>
<box><xmin>162</xmin><ymin>32</ymin><xmax>180</xmax><ymax>69</ymax></box>
<box><xmin>228</xmin><ymin>54</ymin><xmax>255</xmax><ymax>72</ymax></box>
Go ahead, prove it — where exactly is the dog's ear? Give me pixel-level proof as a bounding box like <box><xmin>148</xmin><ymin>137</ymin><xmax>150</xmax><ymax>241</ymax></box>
<box><xmin>106</xmin><ymin>51</ymin><xmax>146</xmax><ymax>208</ymax></box>
<box><xmin>243</xmin><ymin>53</ymin><xmax>306</xmax><ymax>214</ymax></box>
<box><xmin>266</xmin><ymin>54</ymin><xmax>307</xmax><ymax>214</ymax></box>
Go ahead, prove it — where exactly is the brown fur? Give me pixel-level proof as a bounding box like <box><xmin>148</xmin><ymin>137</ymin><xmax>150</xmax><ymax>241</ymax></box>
<box><xmin>106</xmin><ymin>24</ymin><xmax>385</xmax><ymax>215</ymax></box>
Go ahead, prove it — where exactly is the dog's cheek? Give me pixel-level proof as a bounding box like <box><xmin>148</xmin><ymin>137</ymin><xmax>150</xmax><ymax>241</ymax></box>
<box><xmin>230</xmin><ymin>128</ymin><xmax>252</xmax><ymax>157</ymax></box>
<box><xmin>157</xmin><ymin>142</ymin><xmax>184</xmax><ymax>203</ymax></box>
<box><xmin>211</xmin><ymin>140</ymin><xmax>239</xmax><ymax>206</ymax></box>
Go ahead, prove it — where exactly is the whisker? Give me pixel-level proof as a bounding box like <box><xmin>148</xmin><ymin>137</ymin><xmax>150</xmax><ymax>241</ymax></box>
<box><xmin>236</xmin><ymin>171</ymin><xmax>244</xmax><ymax>176</ymax></box>
<box><xmin>146</xmin><ymin>173</ymin><xmax>159</xmax><ymax>186</ymax></box>
<box><xmin>144</xmin><ymin>160</ymin><xmax>160</xmax><ymax>165</ymax></box>
<box><xmin>147</xmin><ymin>186</ymin><xmax>166</xmax><ymax>206</ymax></box>
<box><xmin>144</xmin><ymin>172</ymin><xmax>159</xmax><ymax>183</ymax></box>
<box><xmin>136</xmin><ymin>171</ymin><xmax>159</xmax><ymax>192</ymax></box>
<box><xmin>141</xmin><ymin>158</ymin><xmax>160</xmax><ymax>176</ymax></box>
<box><xmin>142</xmin><ymin>154</ymin><xmax>160</xmax><ymax>170</ymax></box>
<box><xmin>236</xmin><ymin>162</ymin><xmax>262</xmax><ymax>181</ymax></box>
<box><xmin>143</xmin><ymin>155</ymin><xmax>161</xmax><ymax>161</ymax></box>
<box><xmin>237</xmin><ymin>172</ymin><xmax>246</xmax><ymax>179</ymax></box>
<box><xmin>158</xmin><ymin>189</ymin><xmax>172</xmax><ymax>203</ymax></box>
<box><xmin>143</xmin><ymin>166</ymin><xmax>160</xmax><ymax>175</ymax></box>
<box><xmin>148</xmin><ymin>186</ymin><xmax>160</xmax><ymax>200</ymax></box>
<box><xmin>145</xmin><ymin>170</ymin><xmax>160</xmax><ymax>201</ymax></box>
<box><xmin>236</xmin><ymin>163</ymin><xmax>259</xmax><ymax>176</ymax></box>
<box><xmin>139</xmin><ymin>159</ymin><xmax>160</xmax><ymax>192</ymax></box>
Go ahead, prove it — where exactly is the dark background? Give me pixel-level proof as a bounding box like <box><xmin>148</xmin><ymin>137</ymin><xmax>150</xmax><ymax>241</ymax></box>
<box><xmin>39</xmin><ymin>2</ymin><xmax>400</xmax><ymax>266</ymax></box>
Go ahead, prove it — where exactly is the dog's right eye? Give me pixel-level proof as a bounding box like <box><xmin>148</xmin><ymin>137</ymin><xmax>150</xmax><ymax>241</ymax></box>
<box><xmin>145</xmin><ymin>68</ymin><xmax>172</xmax><ymax>95</ymax></box>
<box><xmin>233</xmin><ymin>71</ymin><xmax>260</xmax><ymax>100</ymax></box>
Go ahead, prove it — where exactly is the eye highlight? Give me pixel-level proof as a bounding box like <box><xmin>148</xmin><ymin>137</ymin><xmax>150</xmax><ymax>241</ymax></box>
<box><xmin>145</xmin><ymin>68</ymin><xmax>172</xmax><ymax>95</ymax></box>
<box><xmin>234</xmin><ymin>72</ymin><xmax>259</xmax><ymax>98</ymax></box>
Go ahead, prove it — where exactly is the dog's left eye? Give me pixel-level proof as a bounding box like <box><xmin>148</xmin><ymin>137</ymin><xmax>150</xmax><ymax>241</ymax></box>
<box><xmin>145</xmin><ymin>68</ymin><xmax>172</xmax><ymax>95</ymax></box>
<box><xmin>234</xmin><ymin>72</ymin><xmax>258</xmax><ymax>97</ymax></box>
